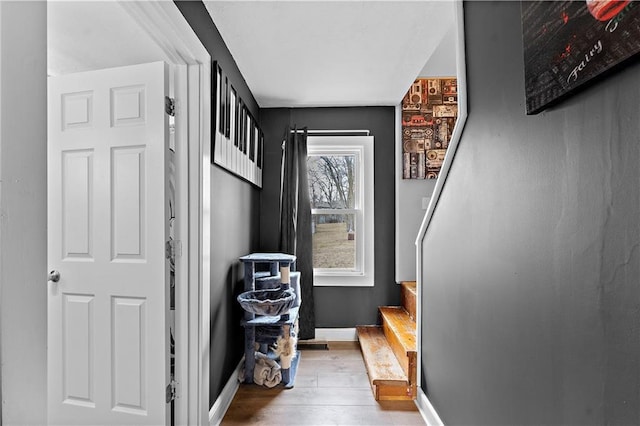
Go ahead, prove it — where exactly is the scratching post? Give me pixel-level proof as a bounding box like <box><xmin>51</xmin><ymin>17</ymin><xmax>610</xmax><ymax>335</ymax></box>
<box><xmin>279</xmin><ymin>263</ymin><xmax>291</xmax><ymax>320</ymax></box>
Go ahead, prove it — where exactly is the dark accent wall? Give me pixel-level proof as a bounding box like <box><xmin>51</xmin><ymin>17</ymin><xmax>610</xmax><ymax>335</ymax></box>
<box><xmin>260</xmin><ymin>107</ymin><xmax>397</xmax><ymax>327</ymax></box>
<box><xmin>174</xmin><ymin>1</ymin><xmax>261</xmax><ymax>408</ymax></box>
<box><xmin>421</xmin><ymin>1</ymin><xmax>640</xmax><ymax>425</ymax></box>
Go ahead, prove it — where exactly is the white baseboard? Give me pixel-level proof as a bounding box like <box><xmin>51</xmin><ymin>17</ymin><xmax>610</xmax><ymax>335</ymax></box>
<box><xmin>313</xmin><ymin>327</ymin><xmax>357</xmax><ymax>341</ymax></box>
<box><xmin>209</xmin><ymin>360</ymin><xmax>242</xmax><ymax>426</ymax></box>
<box><xmin>415</xmin><ymin>387</ymin><xmax>445</xmax><ymax>426</ymax></box>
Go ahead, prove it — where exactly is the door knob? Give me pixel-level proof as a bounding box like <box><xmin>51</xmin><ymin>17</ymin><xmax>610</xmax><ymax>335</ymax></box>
<box><xmin>48</xmin><ymin>270</ymin><xmax>60</xmax><ymax>283</ymax></box>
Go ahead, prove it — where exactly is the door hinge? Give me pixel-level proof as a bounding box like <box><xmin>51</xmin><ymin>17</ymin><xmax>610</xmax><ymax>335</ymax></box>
<box><xmin>165</xmin><ymin>240</ymin><xmax>182</xmax><ymax>260</ymax></box>
<box><xmin>166</xmin><ymin>378</ymin><xmax>178</xmax><ymax>403</ymax></box>
<box><xmin>165</xmin><ymin>96</ymin><xmax>175</xmax><ymax>116</ymax></box>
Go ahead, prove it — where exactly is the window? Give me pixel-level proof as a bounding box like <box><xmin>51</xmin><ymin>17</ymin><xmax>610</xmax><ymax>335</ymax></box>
<box><xmin>307</xmin><ymin>136</ymin><xmax>374</xmax><ymax>286</ymax></box>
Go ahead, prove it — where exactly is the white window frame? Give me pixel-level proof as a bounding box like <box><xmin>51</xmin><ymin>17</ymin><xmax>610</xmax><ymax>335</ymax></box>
<box><xmin>307</xmin><ymin>135</ymin><xmax>375</xmax><ymax>287</ymax></box>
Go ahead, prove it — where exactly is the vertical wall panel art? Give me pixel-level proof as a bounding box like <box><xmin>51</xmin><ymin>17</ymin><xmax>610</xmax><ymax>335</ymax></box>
<box><xmin>212</xmin><ymin>62</ymin><xmax>263</xmax><ymax>188</ymax></box>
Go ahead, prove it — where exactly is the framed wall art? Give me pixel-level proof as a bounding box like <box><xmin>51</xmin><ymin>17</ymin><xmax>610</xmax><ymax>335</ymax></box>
<box><xmin>522</xmin><ymin>1</ymin><xmax>640</xmax><ymax>114</ymax></box>
<box><xmin>401</xmin><ymin>77</ymin><xmax>458</xmax><ymax>180</ymax></box>
<box><xmin>212</xmin><ymin>61</ymin><xmax>263</xmax><ymax>188</ymax></box>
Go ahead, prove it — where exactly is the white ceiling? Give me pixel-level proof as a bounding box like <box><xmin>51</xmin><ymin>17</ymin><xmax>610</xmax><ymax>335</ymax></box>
<box><xmin>47</xmin><ymin>1</ymin><xmax>456</xmax><ymax>108</ymax></box>
<box><xmin>204</xmin><ymin>0</ymin><xmax>456</xmax><ymax>108</ymax></box>
<box><xmin>47</xmin><ymin>1</ymin><xmax>166</xmax><ymax>77</ymax></box>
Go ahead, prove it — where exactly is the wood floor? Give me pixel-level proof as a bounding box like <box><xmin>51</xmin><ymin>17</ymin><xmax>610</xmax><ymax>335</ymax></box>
<box><xmin>221</xmin><ymin>342</ymin><xmax>425</xmax><ymax>425</ymax></box>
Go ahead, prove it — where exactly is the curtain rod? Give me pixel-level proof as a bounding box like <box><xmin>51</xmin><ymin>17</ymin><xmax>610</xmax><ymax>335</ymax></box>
<box><xmin>289</xmin><ymin>129</ymin><xmax>370</xmax><ymax>136</ymax></box>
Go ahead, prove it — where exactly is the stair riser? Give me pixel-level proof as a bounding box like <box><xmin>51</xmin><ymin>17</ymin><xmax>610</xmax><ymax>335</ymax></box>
<box><xmin>401</xmin><ymin>282</ymin><xmax>417</xmax><ymax>321</ymax></box>
<box><xmin>374</xmin><ymin>384</ymin><xmax>415</xmax><ymax>401</ymax></box>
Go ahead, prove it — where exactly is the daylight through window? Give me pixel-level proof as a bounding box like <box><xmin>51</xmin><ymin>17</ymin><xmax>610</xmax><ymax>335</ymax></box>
<box><xmin>307</xmin><ymin>136</ymin><xmax>374</xmax><ymax>287</ymax></box>
<box><xmin>308</xmin><ymin>153</ymin><xmax>358</xmax><ymax>270</ymax></box>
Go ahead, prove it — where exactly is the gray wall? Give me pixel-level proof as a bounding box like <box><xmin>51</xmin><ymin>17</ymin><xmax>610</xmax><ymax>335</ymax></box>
<box><xmin>260</xmin><ymin>107</ymin><xmax>398</xmax><ymax>327</ymax></box>
<box><xmin>0</xmin><ymin>2</ymin><xmax>48</xmax><ymax>424</ymax></box>
<box><xmin>421</xmin><ymin>1</ymin><xmax>640</xmax><ymax>425</ymax></box>
<box><xmin>174</xmin><ymin>1</ymin><xmax>261</xmax><ymax>407</ymax></box>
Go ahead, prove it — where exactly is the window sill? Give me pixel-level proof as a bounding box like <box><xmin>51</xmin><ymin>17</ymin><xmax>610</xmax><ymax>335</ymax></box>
<box><xmin>313</xmin><ymin>273</ymin><xmax>374</xmax><ymax>287</ymax></box>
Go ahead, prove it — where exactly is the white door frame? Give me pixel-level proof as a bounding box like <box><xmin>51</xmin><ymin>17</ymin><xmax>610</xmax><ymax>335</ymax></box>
<box><xmin>118</xmin><ymin>3</ymin><xmax>211</xmax><ymax>425</ymax></box>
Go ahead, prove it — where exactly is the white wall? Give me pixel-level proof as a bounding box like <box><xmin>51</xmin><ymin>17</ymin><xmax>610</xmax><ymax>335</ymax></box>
<box><xmin>395</xmin><ymin>23</ymin><xmax>457</xmax><ymax>282</ymax></box>
<box><xmin>0</xmin><ymin>2</ymin><xmax>48</xmax><ymax>424</ymax></box>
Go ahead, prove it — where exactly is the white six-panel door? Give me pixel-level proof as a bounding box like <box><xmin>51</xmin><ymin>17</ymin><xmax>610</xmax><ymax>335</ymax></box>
<box><xmin>47</xmin><ymin>61</ymin><xmax>170</xmax><ymax>425</ymax></box>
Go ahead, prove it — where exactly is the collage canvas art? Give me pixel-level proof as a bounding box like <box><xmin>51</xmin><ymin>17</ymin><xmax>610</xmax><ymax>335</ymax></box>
<box><xmin>401</xmin><ymin>77</ymin><xmax>458</xmax><ymax>179</ymax></box>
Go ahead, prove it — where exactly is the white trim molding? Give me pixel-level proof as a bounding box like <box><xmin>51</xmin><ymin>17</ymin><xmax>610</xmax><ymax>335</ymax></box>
<box><xmin>414</xmin><ymin>6</ymin><xmax>467</xmax><ymax>249</ymax></box>
<box><xmin>314</xmin><ymin>327</ymin><xmax>358</xmax><ymax>341</ymax></box>
<box><xmin>208</xmin><ymin>361</ymin><xmax>242</xmax><ymax>426</ymax></box>
<box><xmin>120</xmin><ymin>2</ymin><xmax>211</xmax><ymax>425</ymax></box>
<box><xmin>415</xmin><ymin>1</ymin><xmax>467</xmax><ymax>425</ymax></box>
<box><xmin>416</xmin><ymin>388</ymin><xmax>446</xmax><ymax>426</ymax></box>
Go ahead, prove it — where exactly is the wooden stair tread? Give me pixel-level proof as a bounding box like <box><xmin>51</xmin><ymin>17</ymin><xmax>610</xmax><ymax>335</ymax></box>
<box><xmin>379</xmin><ymin>306</ymin><xmax>416</xmax><ymax>353</ymax></box>
<box><xmin>379</xmin><ymin>306</ymin><xmax>417</xmax><ymax>383</ymax></box>
<box><xmin>356</xmin><ymin>326</ymin><xmax>408</xmax><ymax>384</ymax></box>
<box><xmin>357</xmin><ymin>325</ymin><xmax>415</xmax><ymax>400</ymax></box>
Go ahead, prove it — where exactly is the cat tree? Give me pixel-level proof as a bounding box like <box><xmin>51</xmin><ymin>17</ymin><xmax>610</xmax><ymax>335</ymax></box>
<box><xmin>237</xmin><ymin>253</ymin><xmax>302</xmax><ymax>388</ymax></box>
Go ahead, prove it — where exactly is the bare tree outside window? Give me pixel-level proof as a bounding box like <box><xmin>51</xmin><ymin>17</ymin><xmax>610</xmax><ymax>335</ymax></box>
<box><xmin>308</xmin><ymin>154</ymin><xmax>357</xmax><ymax>269</ymax></box>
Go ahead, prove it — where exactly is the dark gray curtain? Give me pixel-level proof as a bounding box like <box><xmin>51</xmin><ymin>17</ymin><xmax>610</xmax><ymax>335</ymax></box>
<box><xmin>279</xmin><ymin>126</ymin><xmax>315</xmax><ymax>340</ymax></box>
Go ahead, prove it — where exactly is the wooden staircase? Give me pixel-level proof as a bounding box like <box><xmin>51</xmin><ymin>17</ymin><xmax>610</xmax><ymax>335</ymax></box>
<box><xmin>357</xmin><ymin>281</ymin><xmax>417</xmax><ymax>401</ymax></box>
